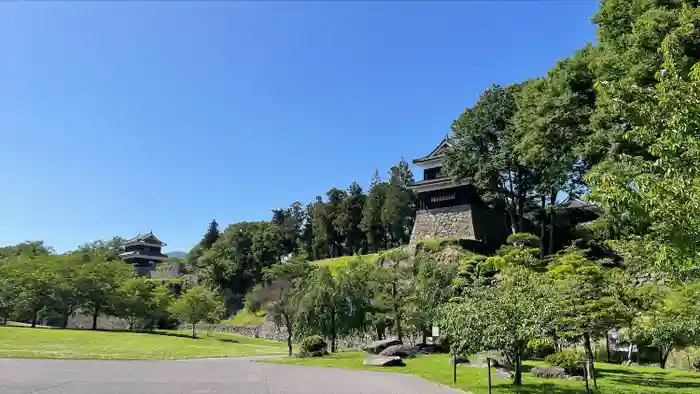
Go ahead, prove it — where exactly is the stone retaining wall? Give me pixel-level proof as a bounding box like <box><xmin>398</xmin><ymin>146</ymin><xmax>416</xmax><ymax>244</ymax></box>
<box><xmin>410</xmin><ymin>204</ymin><xmax>476</xmax><ymax>243</ymax></box>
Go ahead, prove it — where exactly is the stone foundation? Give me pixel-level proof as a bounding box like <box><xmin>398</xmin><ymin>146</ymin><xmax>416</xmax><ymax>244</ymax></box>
<box><xmin>410</xmin><ymin>204</ymin><xmax>476</xmax><ymax>243</ymax></box>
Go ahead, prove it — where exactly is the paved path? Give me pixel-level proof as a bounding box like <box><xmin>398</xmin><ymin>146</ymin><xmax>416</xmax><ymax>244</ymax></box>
<box><xmin>0</xmin><ymin>357</ymin><xmax>466</xmax><ymax>394</ymax></box>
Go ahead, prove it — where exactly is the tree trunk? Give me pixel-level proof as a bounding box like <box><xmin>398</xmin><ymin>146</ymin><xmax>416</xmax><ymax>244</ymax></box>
<box><xmin>660</xmin><ymin>346</ymin><xmax>670</xmax><ymax>369</ymax></box>
<box><xmin>376</xmin><ymin>326</ymin><xmax>383</xmax><ymax>340</ymax></box>
<box><xmin>330</xmin><ymin>309</ymin><xmax>337</xmax><ymax>353</ymax></box>
<box><xmin>284</xmin><ymin>314</ymin><xmax>293</xmax><ymax>356</ymax></box>
<box><xmin>91</xmin><ymin>303</ymin><xmax>100</xmax><ymax>330</ymax></box>
<box><xmin>583</xmin><ymin>333</ymin><xmax>598</xmax><ymax>389</ymax></box>
<box><xmin>61</xmin><ymin>310</ymin><xmax>70</xmax><ymax>329</ymax></box>
<box><xmin>392</xmin><ymin>282</ymin><xmax>402</xmax><ymax>341</ymax></box>
<box><xmin>540</xmin><ymin>195</ymin><xmax>546</xmax><ymax>259</ymax></box>
<box><xmin>627</xmin><ymin>324</ymin><xmax>634</xmax><ymax>363</ymax></box>
<box><xmin>192</xmin><ymin>322</ymin><xmax>196</xmax><ymax>339</ymax></box>
<box><xmin>606</xmin><ymin>333</ymin><xmax>611</xmax><ymax>363</ymax></box>
<box><xmin>516</xmin><ymin>168</ymin><xmax>525</xmax><ymax>232</ymax></box>
<box><xmin>549</xmin><ymin>189</ymin><xmax>557</xmax><ymax>255</ymax></box>
<box><xmin>31</xmin><ymin>311</ymin><xmax>38</xmax><ymax>328</ymax></box>
<box><xmin>513</xmin><ymin>349</ymin><xmax>523</xmax><ymax>386</ymax></box>
<box><xmin>422</xmin><ymin>329</ymin><xmax>427</xmax><ymax>345</ymax></box>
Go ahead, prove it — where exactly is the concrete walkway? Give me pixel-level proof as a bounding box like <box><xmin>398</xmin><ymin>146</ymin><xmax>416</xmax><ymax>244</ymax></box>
<box><xmin>0</xmin><ymin>357</ymin><xmax>466</xmax><ymax>394</ymax></box>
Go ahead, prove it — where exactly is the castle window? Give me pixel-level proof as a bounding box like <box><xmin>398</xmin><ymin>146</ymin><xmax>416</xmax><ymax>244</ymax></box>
<box><xmin>431</xmin><ymin>193</ymin><xmax>455</xmax><ymax>203</ymax></box>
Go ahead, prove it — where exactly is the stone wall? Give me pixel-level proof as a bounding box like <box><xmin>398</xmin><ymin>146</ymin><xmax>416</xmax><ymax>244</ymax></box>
<box><xmin>67</xmin><ymin>312</ymin><xmax>130</xmax><ymax>330</ymax></box>
<box><xmin>410</xmin><ymin>204</ymin><xmax>476</xmax><ymax>243</ymax></box>
<box><xmin>181</xmin><ymin>319</ymin><xmax>288</xmax><ymax>342</ymax></box>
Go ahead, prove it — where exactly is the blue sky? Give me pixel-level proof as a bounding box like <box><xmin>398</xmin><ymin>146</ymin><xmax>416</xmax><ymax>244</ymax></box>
<box><xmin>0</xmin><ymin>1</ymin><xmax>599</xmax><ymax>253</ymax></box>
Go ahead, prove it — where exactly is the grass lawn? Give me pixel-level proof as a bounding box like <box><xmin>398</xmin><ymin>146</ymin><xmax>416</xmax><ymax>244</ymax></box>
<box><xmin>220</xmin><ymin>309</ymin><xmax>266</xmax><ymax>327</ymax></box>
<box><xmin>262</xmin><ymin>351</ymin><xmax>700</xmax><ymax>394</ymax></box>
<box><xmin>0</xmin><ymin>326</ymin><xmax>288</xmax><ymax>360</ymax></box>
<box><xmin>313</xmin><ymin>253</ymin><xmax>380</xmax><ymax>276</ymax></box>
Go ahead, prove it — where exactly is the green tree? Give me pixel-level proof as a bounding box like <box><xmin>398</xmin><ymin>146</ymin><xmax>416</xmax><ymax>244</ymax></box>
<box><xmin>446</xmin><ymin>84</ymin><xmax>535</xmax><ymax>234</ymax></box>
<box><xmin>78</xmin><ymin>256</ymin><xmax>132</xmax><ymax>330</ymax></box>
<box><xmin>405</xmin><ymin>256</ymin><xmax>458</xmax><ymax>343</ymax></box>
<box><xmin>271</xmin><ymin>202</ymin><xmax>305</xmax><ymax>256</ymax></box>
<box><xmin>295</xmin><ymin>261</ymin><xmax>373</xmax><ymax>352</ymax></box>
<box><xmin>0</xmin><ymin>241</ymin><xmax>52</xmax><ymax>261</ymax></box>
<box><xmin>514</xmin><ymin>46</ymin><xmax>596</xmax><ymax>255</ymax></box>
<box><xmin>115</xmin><ymin>277</ymin><xmax>154</xmax><ymax>331</ymax></box>
<box><xmin>375</xmin><ymin>250</ymin><xmax>413</xmax><ymax>341</ymax></box>
<box><xmin>588</xmin><ymin>0</ymin><xmax>700</xmax><ymax>162</ymax></box>
<box><xmin>0</xmin><ymin>263</ymin><xmax>19</xmax><ymax>324</ymax></box>
<box><xmin>45</xmin><ymin>254</ymin><xmax>84</xmax><ymax>328</ymax></box>
<box><xmin>197</xmin><ymin>221</ymin><xmax>283</xmax><ymax>307</ymax></box>
<box><xmin>548</xmin><ymin>247</ymin><xmax>623</xmax><ymax>380</ymax></box>
<box><xmin>200</xmin><ymin>219</ymin><xmax>220</xmax><ymax>250</ymax></box>
<box><xmin>361</xmin><ymin>170</ymin><xmax>388</xmax><ymax>252</ymax></box>
<box><xmin>382</xmin><ymin>159</ymin><xmax>416</xmax><ymax>247</ymax></box>
<box><xmin>169</xmin><ymin>285</ymin><xmax>224</xmax><ymax>339</ymax></box>
<box><xmin>439</xmin><ymin>268</ymin><xmax>554</xmax><ymax>386</ymax></box>
<box><xmin>636</xmin><ymin>284</ymin><xmax>700</xmax><ymax>368</ymax></box>
<box><xmin>246</xmin><ymin>259</ymin><xmax>315</xmax><ymax>355</ymax></box>
<box><xmin>334</xmin><ymin>182</ymin><xmax>366</xmax><ymax>255</ymax></box>
<box><xmin>587</xmin><ymin>8</ymin><xmax>700</xmax><ymax>271</ymax></box>
<box><xmin>146</xmin><ymin>284</ymin><xmax>174</xmax><ymax>331</ymax></box>
<box><xmin>12</xmin><ymin>255</ymin><xmax>56</xmax><ymax>327</ymax></box>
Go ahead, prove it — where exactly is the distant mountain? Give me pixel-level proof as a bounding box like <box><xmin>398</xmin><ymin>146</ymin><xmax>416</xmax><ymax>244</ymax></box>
<box><xmin>165</xmin><ymin>251</ymin><xmax>187</xmax><ymax>259</ymax></box>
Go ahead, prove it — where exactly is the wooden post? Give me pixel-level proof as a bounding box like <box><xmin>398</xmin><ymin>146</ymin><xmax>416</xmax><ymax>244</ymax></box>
<box><xmin>487</xmin><ymin>357</ymin><xmax>492</xmax><ymax>394</ymax></box>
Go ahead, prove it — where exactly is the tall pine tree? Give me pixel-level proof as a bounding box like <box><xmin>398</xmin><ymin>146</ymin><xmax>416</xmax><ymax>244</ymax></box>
<box><xmin>361</xmin><ymin>170</ymin><xmax>388</xmax><ymax>252</ymax></box>
<box><xmin>200</xmin><ymin>219</ymin><xmax>220</xmax><ymax>250</ymax></box>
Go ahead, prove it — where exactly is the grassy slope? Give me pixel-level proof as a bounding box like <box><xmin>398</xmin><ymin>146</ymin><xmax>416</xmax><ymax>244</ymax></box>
<box><xmin>262</xmin><ymin>351</ymin><xmax>700</xmax><ymax>394</ymax></box>
<box><xmin>0</xmin><ymin>326</ymin><xmax>288</xmax><ymax>360</ymax></box>
<box><xmin>313</xmin><ymin>253</ymin><xmax>381</xmax><ymax>276</ymax></box>
<box><xmin>220</xmin><ymin>309</ymin><xmax>267</xmax><ymax>327</ymax></box>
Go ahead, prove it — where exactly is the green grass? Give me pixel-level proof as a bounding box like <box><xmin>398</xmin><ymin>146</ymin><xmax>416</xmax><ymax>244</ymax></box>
<box><xmin>313</xmin><ymin>253</ymin><xmax>380</xmax><ymax>276</ymax></box>
<box><xmin>220</xmin><ymin>309</ymin><xmax>266</xmax><ymax>327</ymax></box>
<box><xmin>262</xmin><ymin>351</ymin><xmax>700</xmax><ymax>393</ymax></box>
<box><xmin>0</xmin><ymin>326</ymin><xmax>288</xmax><ymax>360</ymax></box>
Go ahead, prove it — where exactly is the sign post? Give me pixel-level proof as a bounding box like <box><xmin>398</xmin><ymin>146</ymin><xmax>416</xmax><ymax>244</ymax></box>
<box><xmin>486</xmin><ymin>357</ymin><xmax>492</xmax><ymax>394</ymax></box>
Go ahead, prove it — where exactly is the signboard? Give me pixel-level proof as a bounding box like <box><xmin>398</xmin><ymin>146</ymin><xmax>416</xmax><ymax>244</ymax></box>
<box><xmin>432</xmin><ymin>326</ymin><xmax>440</xmax><ymax>337</ymax></box>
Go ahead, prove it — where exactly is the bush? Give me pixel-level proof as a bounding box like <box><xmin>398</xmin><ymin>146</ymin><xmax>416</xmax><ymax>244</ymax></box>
<box><xmin>526</xmin><ymin>338</ymin><xmax>556</xmax><ymax>359</ymax></box>
<box><xmin>693</xmin><ymin>357</ymin><xmax>700</xmax><ymax>372</ymax></box>
<box><xmin>299</xmin><ymin>335</ymin><xmax>328</xmax><ymax>357</ymax></box>
<box><xmin>545</xmin><ymin>350</ymin><xmax>585</xmax><ymax>375</ymax></box>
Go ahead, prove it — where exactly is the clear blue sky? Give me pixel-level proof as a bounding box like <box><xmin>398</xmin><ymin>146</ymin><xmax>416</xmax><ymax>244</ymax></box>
<box><xmin>0</xmin><ymin>1</ymin><xmax>598</xmax><ymax>253</ymax></box>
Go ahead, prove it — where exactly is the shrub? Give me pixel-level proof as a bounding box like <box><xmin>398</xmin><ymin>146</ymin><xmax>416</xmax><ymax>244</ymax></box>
<box><xmin>693</xmin><ymin>357</ymin><xmax>700</xmax><ymax>372</ymax></box>
<box><xmin>527</xmin><ymin>338</ymin><xmax>556</xmax><ymax>359</ymax></box>
<box><xmin>299</xmin><ymin>335</ymin><xmax>328</xmax><ymax>357</ymax></box>
<box><xmin>545</xmin><ymin>350</ymin><xmax>585</xmax><ymax>375</ymax></box>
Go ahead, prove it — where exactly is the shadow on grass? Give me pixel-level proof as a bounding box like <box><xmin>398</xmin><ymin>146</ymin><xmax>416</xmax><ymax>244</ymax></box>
<box><xmin>609</xmin><ymin>376</ymin><xmax>700</xmax><ymax>389</ymax></box>
<box><xmin>501</xmin><ymin>383</ymin><xmax>588</xmax><ymax>394</ymax></box>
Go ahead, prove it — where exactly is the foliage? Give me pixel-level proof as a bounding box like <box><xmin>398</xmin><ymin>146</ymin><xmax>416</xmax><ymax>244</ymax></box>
<box><xmin>168</xmin><ymin>285</ymin><xmax>225</xmax><ymax>338</ymax></box>
<box><xmin>116</xmin><ymin>277</ymin><xmax>157</xmax><ymax>331</ymax></box>
<box><xmin>545</xmin><ymin>350</ymin><xmax>584</xmax><ymax>373</ymax></box>
<box><xmin>548</xmin><ymin>248</ymin><xmax>623</xmax><ymax>359</ymax></box>
<box><xmin>439</xmin><ymin>268</ymin><xmax>554</xmax><ymax>385</ymax></box>
<box><xmin>446</xmin><ymin>84</ymin><xmax>535</xmax><ymax>234</ymax></box>
<box><xmin>199</xmin><ymin>219</ymin><xmax>220</xmax><ymax>250</ymax></box>
<box><xmin>635</xmin><ymin>284</ymin><xmax>700</xmax><ymax>368</ymax></box>
<box><xmin>196</xmin><ymin>221</ymin><xmax>283</xmax><ymax>306</ymax></box>
<box><xmin>299</xmin><ymin>334</ymin><xmax>327</xmax><ymax>357</ymax></box>
<box><xmin>246</xmin><ymin>259</ymin><xmax>315</xmax><ymax>355</ymax></box>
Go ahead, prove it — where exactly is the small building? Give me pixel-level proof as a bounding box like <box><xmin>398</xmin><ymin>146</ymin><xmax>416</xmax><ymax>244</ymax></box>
<box><xmin>409</xmin><ymin>137</ymin><xmax>508</xmax><ymax>249</ymax></box>
<box><xmin>119</xmin><ymin>232</ymin><xmax>168</xmax><ymax>277</ymax></box>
